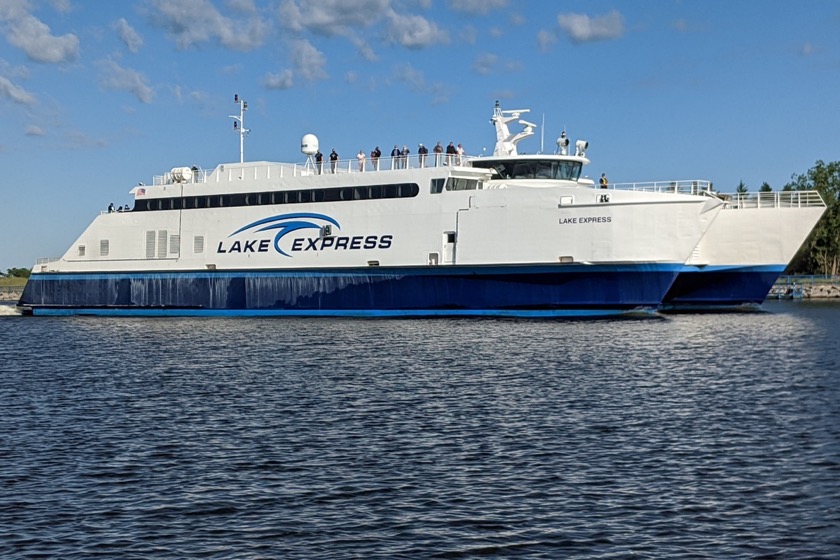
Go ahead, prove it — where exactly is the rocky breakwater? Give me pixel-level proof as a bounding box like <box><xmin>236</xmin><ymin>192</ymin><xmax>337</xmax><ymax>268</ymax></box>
<box><xmin>0</xmin><ymin>288</ymin><xmax>23</xmax><ymax>303</ymax></box>
<box><xmin>805</xmin><ymin>283</ymin><xmax>840</xmax><ymax>298</ymax></box>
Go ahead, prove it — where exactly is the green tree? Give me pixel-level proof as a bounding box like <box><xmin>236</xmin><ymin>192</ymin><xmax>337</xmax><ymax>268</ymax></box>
<box><xmin>759</xmin><ymin>182</ymin><xmax>772</xmax><ymax>192</ymax></box>
<box><xmin>784</xmin><ymin>160</ymin><xmax>840</xmax><ymax>275</ymax></box>
<box><xmin>736</xmin><ymin>180</ymin><xmax>748</xmax><ymax>194</ymax></box>
<box><xmin>6</xmin><ymin>268</ymin><xmax>31</xmax><ymax>278</ymax></box>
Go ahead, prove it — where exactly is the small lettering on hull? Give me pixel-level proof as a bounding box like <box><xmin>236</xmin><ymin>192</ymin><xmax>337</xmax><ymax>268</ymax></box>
<box><xmin>559</xmin><ymin>216</ymin><xmax>612</xmax><ymax>225</ymax></box>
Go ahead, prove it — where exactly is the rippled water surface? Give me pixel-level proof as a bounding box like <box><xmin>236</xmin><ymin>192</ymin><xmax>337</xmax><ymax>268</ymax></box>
<box><xmin>2</xmin><ymin>300</ymin><xmax>840</xmax><ymax>558</ymax></box>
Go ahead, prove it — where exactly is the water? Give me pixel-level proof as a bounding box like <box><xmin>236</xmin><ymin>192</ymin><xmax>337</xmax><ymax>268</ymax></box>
<box><xmin>1</xmin><ymin>300</ymin><xmax>840</xmax><ymax>558</ymax></box>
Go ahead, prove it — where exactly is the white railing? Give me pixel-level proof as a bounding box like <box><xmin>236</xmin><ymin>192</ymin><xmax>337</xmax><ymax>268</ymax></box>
<box><xmin>151</xmin><ymin>153</ymin><xmax>467</xmax><ymax>186</ymax></box>
<box><xmin>610</xmin><ymin>180</ymin><xmax>713</xmax><ymax>196</ymax></box>
<box><xmin>610</xmin><ymin>181</ymin><xmax>825</xmax><ymax>208</ymax></box>
<box><xmin>718</xmin><ymin>190</ymin><xmax>825</xmax><ymax>209</ymax></box>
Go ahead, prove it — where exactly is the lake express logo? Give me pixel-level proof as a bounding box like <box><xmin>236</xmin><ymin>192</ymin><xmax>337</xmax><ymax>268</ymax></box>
<box><xmin>217</xmin><ymin>212</ymin><xmax>392</xmax><ymax>257</ymax></box>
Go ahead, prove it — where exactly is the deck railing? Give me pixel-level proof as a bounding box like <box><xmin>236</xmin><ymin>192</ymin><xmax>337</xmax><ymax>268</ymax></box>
<box><xmin>610</xmin><ymin>181</ymin><xmax>825</xmax><ymax>209</ymax></box>
<box><xmin>609</xmin><ymin>180</ymin><xmax>713</xmax><ymax>196</ymax></box>
<box><xmin>153</xmin><ymin>153</ymin><xmax>467</xmax><ymax>186</ymax></box>
<box><xmin>718</xmin><ymin>190</ymin><xmax>825</xmax><ymax>209</ymax></box>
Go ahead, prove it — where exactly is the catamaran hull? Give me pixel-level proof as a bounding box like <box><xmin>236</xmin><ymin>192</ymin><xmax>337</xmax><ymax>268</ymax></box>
<box><xmin>659</xmin><ymin>264</ymin><xmax>785</xmax><ymax>311</ymax></box>
<box><xmin>19</xmin><ymin>263</ymin><xmax>680</xmax><ymax>317</ymax></box>
<box><xmin>659</xmin><ymin>200</ymin><xmax>825</xmax><ymax>311</ymax></box>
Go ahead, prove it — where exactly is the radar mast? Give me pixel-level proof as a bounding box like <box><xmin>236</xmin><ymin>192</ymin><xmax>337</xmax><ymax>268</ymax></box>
<box><xmin>229</xmin><ymin>94</ymin><xmax>250</xmax><ymax>163</ymax></box>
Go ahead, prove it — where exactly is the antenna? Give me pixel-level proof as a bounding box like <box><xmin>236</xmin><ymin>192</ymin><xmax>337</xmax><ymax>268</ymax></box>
<box><xmin>229</xmin><ymin>94</ymin><xmax>250</xmax><ymax>163</ymax></box>
<box><xmin>540</xmin><ymin>113</ymin><xmax>545</xmax><ymax>154</ymax></box>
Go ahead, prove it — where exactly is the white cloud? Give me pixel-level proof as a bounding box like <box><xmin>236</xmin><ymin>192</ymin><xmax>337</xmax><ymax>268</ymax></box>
<box><xmin>510</xmin><ymin>12</ymin><xmax>526</xmax><ymax>26</ymax></box>
<box><xmin>1</xmin><ymin>7</ymin><xmax>79</xmax><ymax>63</ymax></box>
<box><xmin>387</xmin><ymin>63</ymin><xmax>449</xmax><ymax>102</ymax></box>
<box><xmin>114</xmin><ymin>18</ymin><xmax>143</xmax><ymax>53</ymax></box>
<box><xmin>49</xmin><ymin>0</ymin><xmax>72</xmax><ymax>14</ymax></box>
<box><xmin>386</xmin><ymin>10</ymin><xmax>449</xmax><ymax>49</ymax></box>
<box><xmin>291</xmin><ymin>39</ymin><xmax>327</xmax><ymax>81</ymax></box>
<box><xmin>536</xmin><ymin>29</ymin><xmax>556</xmax><ymax>52</ymax></box>
<box><xmin>800</xmin><ymin>42</ymin><xmax>815</xmax><ymax>56</ymax></box>
<box><xmin>557</xmin><ymin>10</ymin><xmax>624</xmax><ymax>43</ymax></box>
<box><xmin>349</xmin><ymin>34</ymin><xmax>377</xmax><ymax>62</ymax></box>
<box><xmin>461</xmin><ymin>25</ymin><xmax>478</xmax><ymax>45</ymax></box>
<box><xmin>279</xmin><ymin>0</ymin><xmax>388</xmax><ymax>37</ymax></box>
<box><xmin>264</xmin><ymin>69</ymin><xmax>294</xmax><ymax>89</ymax></box>
<box><xmin>0</xmin><ymin>0</ymin><xmax>30</xmax><ymax>21</ymax></box>
<box><xmin>391</xmin><ymin>63</ymin><xmax>425</xmax><ymax>92</ymax></box>
<box><xmin>448</xmin><ymin>0</ymin><xmax>508</xmax><ymax>16</ymax></box>
<box><xmin>97</xmin><ymin>59</ymin><xmax>154</xmax><ymax>103</ymax></box>
<box><xmin>227</xmin><ymin>0</ymin><xmax>257</xmax><ymax>14</ymax></box>
<box><xmin>472</xmin><ymin>53</ymin><xmax>497</xmax><ymax>75</ymax></box>
<box><xmin>146</xmin><ymin>0</ymin><xmax>270</xmax><ymax>51</ymax></box>
<box><xmin>25</xmin><ymin>124</ymin><xmax>44</xmax><ymax>136</ymax></box>
<box><xmin>0</xmin><ymin>75</ymin><xmax>36</xmax><ymax>105</ymax></box>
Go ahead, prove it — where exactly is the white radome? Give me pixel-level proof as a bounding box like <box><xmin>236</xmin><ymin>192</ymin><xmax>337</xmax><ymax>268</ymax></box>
<box><xmin>301</xmin><ymin>134</ymin><xmax>319</xmax><ymax>156</ymax></box>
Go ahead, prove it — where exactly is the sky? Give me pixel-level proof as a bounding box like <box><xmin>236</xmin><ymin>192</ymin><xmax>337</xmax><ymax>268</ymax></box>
<box><xmin>1</xmin><ymin>0</ymin><xmax>839</xmax><ymax>271</ymax></box>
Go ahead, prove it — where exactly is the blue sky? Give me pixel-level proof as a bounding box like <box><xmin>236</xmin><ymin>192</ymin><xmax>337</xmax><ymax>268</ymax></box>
<box><xmin>2</xmin><ymin>0</ymin><xmax>839</xmax><ymax>271</ymax></box>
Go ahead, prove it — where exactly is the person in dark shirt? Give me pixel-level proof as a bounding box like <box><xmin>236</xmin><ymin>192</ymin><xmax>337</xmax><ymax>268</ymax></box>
<box><xmin>418</xmin><ymin>143</ymin><xmax>428</xmax><ymax>167</ymax></box>
<box><xmin>329</xmin><ymin>149</ymin><xmax>339</xmax><ymax>173</ymax></box>
<box><xmin>391</xmin><ymin>145</ymin><xmax>400</xmax><ymax>169</ymax></box>
<box><xmin>433</xmin><ymin>142</ymin><xmax>443</xmax><ymax>166</ymax></box>
<box><xmin>445</xmin><ymin>142</ymin><xmax>457</xmax><ymax>166</ymax></box>
<box><xmin>315</xmin><ymin>150</ymin><xmax>323</xmax><ymax>174</ymax></box>
<box><xmin>371</xmin><ymin>146</ymin><xmax>381</xmax><ymax>171</ymax></box>
<box><xmin>599</xmin><ymin>173</ymin><xmax>608</xmax><ymax>189</ymax></box>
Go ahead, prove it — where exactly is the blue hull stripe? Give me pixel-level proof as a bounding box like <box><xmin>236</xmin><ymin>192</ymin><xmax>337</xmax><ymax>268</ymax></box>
<box><xmin>662</xmin><ymin>265</ymin><xmax>786</xmax><ymax>309</ymax></box>
<box><xmin>20</xmin><ymin>263</ymin><xmax>682</xmax><ymax>317</ymax></box>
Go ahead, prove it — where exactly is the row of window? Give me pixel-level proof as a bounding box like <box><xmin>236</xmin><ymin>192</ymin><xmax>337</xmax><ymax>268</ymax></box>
<box><xmin>133</xmin><ymin>182</ymin><xmax>421</xmax><ymax>212</ymax></box>
<box><xmin>131</xmin><ymin>176</ymin><xmax>488</xmax><ymax>212</ymax></box>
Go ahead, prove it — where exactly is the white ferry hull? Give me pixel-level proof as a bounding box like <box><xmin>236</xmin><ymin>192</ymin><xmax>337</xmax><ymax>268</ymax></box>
<box><xmin>661</xmin><ymin>197</ymin><xmax>825</xmax><ymax>310</ymax></box>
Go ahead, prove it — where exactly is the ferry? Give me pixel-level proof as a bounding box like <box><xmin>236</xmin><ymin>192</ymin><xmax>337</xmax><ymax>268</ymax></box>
<box><xmin>606</xmin><ymin>181</ymin><xmax>826</xmax><ymax>310</ymax></box>
<box><xmin>17</xmin><ymin>100</ymin><xmax>723</xmax><ymax>317</ymax></box>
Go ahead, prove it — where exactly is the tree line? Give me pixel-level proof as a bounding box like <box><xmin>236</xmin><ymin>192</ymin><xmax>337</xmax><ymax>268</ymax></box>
<box><xmin>2</xmin><ymin>268</ymin><xmax>31</xmax><ymax>278</ymax></box>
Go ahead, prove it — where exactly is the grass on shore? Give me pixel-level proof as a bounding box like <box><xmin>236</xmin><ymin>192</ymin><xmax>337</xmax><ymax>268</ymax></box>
<box><xmin>0</xmin><ymin>277</ymin><xmax>28</xmax><ymax>288</ymax></box>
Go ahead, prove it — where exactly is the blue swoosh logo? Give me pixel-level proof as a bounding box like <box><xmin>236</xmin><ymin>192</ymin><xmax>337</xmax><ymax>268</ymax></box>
<box><xmin>229</xmin><ymin>213</ymin><xmax>340</xmax><ymax>257</ymax></box>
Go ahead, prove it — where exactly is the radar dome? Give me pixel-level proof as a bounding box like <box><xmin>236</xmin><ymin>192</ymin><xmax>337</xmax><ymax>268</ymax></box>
<box><xmin>170</xmin><ymin>167</ymin><xmax>193</xmax><ymax>183</ymax></box>
<box><xmin>301</xmin><ymin>134</ymin><xmax>319</xmax><ymax>156</ymax></box>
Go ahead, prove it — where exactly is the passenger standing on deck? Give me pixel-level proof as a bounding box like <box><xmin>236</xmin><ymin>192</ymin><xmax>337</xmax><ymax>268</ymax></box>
<box><xmin>418</xmin><ymin>143</ymin><xmax>428</xmax><ymax>167</ymax></box>
<box><xmin>433</xmin><ymin>142</ymin><xmax>443</xmax><ymax>166</ymax></box>
<box><xmin>357</xmin><ymin>150</ymin><xmax>366</xmax><ymax>172</ymax></box>
<box><xmin>391</xmin><ymin>145</ymin><xmax>400</xmax><ymax>169</ymax></box>
<box><xmin>330</xmin><ymin>149</ymin><xmax>339</xmax><ymax>173</ymax></box>
<box><xmin>315</xmin><ymin>150</ymin><xmax>323</xmax><ymax>174</ymax></box>
<box><xmin>456</xmin><ymin>143</ymin><xmax>464</xmax><ymax>165</ymax></box>
<box><xmin>371</xmin><ymin>146</ymin><xmax>381</xmax><ymax>171</ymax></box>
<box><xmin>401</xmin><ymin>145</ymin><xmax>410</xmax><ymax>169</ymax></box>
<box><xmin>600</xmin><ymin>173</ymin><xmax>608</xmax><ymax>189</ymax></box>
<box><xmin>446</xmin><ymin>142</ymin><xmax>457</xmax><ymax>165</ymax></box>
